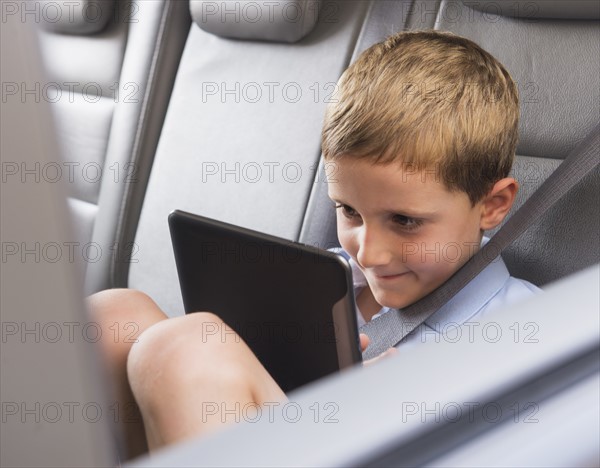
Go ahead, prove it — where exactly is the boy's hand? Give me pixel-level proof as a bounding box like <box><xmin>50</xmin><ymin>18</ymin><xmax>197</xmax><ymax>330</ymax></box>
<box><xmin>360</xmin><ymin>333</ymin><xmax>398</xmax><ymax>366</ymax></box>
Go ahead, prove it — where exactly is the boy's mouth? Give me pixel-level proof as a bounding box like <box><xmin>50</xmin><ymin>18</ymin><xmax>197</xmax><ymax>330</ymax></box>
<box><xmin>373</xmin><ymin>271</ymin><xmax>409</xmax><ymax>281</ymax></box>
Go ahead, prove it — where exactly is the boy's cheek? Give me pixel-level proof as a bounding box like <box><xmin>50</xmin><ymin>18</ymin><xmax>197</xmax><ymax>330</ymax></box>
<box><xmin>402</xmin><ymin>238</ymin><xmax>476</xmax><ymax>268</ymax></box>
<box><xmin>337</xmin><ymin>232</ymin><xmax>357</xmax><ymax>257</ymax></box>
<box><xmin>407</xmin><ymin>253</ymin><xmax>462</xmax><ymax>287</ymax></box>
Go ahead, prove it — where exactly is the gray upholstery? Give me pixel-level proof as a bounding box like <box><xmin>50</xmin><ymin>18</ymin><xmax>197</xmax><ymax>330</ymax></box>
<box><xmin>39</xmin><ymin>0</ymin><xmax>116</xmax><ymax>34</ymax></box>
<box><xmin>191</xmin><ymin>0</ymin><xmax>323</xmax><ymax>42</ymax></box>
<box><xmin>435</xmin><ymin>3</ymin><xmax>599</xmax><ymax>160</ymax></box>
<box><xmin>496</xmin><ymin>155</ymin><xmax>598</xmax><ymax>285</ymax></box>
<box><xmin>35</xmin><ymin>1</ymin><xmax>191</xmax><ymax>295</ymax></box>
<box><xmin>300</xmin><ymin>0</ymin><xmax>600</xmax><ymax>286</ymax></box>
<box><xmin>468</xmin><ymin>0</ymin><xmax>600</xmax><ymax>19</ymax></box>
<box><xmin>128</xmin><ymin>1</ymin><xmax>371</xmax><ymax>316</ymax></box>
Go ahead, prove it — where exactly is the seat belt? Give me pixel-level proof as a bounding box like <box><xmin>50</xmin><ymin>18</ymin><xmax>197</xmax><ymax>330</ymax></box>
<box><xmin>360</xmin><ymin>124</ymin><xmax>600</xmax><ymax>360</ymax></box>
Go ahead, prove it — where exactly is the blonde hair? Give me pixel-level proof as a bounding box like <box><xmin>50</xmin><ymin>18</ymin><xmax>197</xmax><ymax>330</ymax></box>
<box><xmin>321</xmin><ymin>30</ymin><xmax>519</xmax><ymax>204</ymax></box>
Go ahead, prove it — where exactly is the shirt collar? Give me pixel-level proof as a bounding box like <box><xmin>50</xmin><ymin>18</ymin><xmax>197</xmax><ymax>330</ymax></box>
<box><xmin>423</xmin><ymin>251</ymin><xmax>510</xmax><ymax>329</ymax></box>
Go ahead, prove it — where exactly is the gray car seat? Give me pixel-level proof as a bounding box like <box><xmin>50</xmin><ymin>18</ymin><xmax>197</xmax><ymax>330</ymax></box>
<box><xmin>300</xmin><ymin>0</ymin><xmax>600</xmax><ymax>287</ymax></box>
<box><xmin>33</xmin><ymin>0</ymin><xmax>191</xmax><ymax>295</ymax></box>
<box><xmin>128</xmin><ymin>0</ymin><xmax>373</xmax><ymax>316</ymax></box>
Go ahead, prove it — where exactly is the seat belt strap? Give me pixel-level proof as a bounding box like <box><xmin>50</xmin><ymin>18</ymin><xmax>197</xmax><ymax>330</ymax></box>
<box><xmin>360</xmin><ymin>124</ymin><xmax>600</xmax><ymax>360</ymax></box>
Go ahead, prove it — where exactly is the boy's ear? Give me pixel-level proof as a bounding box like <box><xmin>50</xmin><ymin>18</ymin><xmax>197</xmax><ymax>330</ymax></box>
<box><xmin>479</xmin><ymin>177</ymin><xmax>519</xmax><ymax>231</ymax></box>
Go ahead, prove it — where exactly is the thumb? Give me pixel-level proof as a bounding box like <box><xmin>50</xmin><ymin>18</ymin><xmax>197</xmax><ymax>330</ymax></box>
<box><xmin>362</xmin><ymin>346</ymin><xmax>398</xmax><ymax>367</ymax></box>
<box><xmin>359</xmin><ymin>333</ymin><xmax>370</xmax><ymax>353</ymax></box>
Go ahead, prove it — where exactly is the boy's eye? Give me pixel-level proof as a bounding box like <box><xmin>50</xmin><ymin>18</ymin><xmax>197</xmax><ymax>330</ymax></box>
<box><xmin>335</xmin><ymin>204</ymin><xmax>358</xmax><ymax>219</ymax></box>
<box><xmin>392</xmin><ymin>214</ymin><xmax>422</xmax><ymax>230</ymax></box>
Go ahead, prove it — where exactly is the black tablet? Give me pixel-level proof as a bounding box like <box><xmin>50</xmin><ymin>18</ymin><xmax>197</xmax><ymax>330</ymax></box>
<box><xmin>168</xmin><ymin>210</ymin><xmax>362</xmax><ymax>393</ymax></box>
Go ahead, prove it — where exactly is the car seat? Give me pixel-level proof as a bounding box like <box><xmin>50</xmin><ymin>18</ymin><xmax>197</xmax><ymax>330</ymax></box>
<box><xmin>33</xmin><ymin>0</ymin><xmax>191</xmax><ymax>295</ymax></box>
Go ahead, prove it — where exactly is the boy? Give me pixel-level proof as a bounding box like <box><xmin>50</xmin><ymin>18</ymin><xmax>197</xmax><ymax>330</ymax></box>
<box><xmin>89</xmin><ymin>30</ymin><xmax>539</xmax><ymax>457</ymax></box>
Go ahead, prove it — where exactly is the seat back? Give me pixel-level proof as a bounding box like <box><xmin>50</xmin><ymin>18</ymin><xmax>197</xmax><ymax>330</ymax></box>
<box><xmin>128</xmin><ymin>0</ymin><xmax>371</xmax><ymax>315</ymax></box>
<box><xmin>33</xmin><ymin>0</ymin><xmax>191</xmax><ymax>295</ymax></box>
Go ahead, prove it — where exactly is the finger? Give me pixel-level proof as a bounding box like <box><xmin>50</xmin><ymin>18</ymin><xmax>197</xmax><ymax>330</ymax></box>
<box><xmin>362</xmin><ymin>347</ymin><xmax>397</xmax><ymax>367</ymax></box>
<box><xmin>359</xmin><ymin>333</ymin><xmax>370</xmax><ymax>353</ymax></box>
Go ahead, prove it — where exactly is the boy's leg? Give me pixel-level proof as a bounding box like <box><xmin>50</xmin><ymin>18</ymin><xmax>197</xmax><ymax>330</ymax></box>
<box><xmin>127</xmin><ymin>312</ymin><xmax>287</xmax><ymax>450</ymax></box>
<box><xmin>87</xmin><ymin>289</ymin><xmax>169</xmax><ymax>458</ymax></box>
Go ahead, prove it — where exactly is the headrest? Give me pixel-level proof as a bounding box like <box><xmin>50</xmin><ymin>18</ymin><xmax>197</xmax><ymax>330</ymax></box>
<box><xmin>37</xmin><ymin>0</ymin><xmax>115</xmax><ymax>35</ymax></box>
<box><xmin>190</xmin><ymin>0</ymin><xmax>322</xmax><ymax>43</ymax></box>
<box><xmin>466</xmin><ymin>0</ymin><xmax>600</xmax><ymax>20</ymax></box>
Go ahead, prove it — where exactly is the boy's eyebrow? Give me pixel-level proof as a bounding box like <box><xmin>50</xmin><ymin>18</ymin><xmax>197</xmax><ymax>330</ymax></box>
<box><xmin>328</xmin><ymin>196</ymin><xmax>345</xmax><ymax>204</ymax></box>
<box><xmin>329</xmin><ymin>196</ymin><xmax>437</xmax><ymax>218</ymax></box>
<box><xmin>384</xmin><ymin>207</ymin><xmax>438</xmax><ymax>218</ymax></box>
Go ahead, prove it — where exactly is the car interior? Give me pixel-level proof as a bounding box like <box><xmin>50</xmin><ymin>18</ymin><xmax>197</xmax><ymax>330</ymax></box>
<box><xmin>1</xmin><ymin>0</ymin><xmax>599</xmax><ymax>466</ymax></box>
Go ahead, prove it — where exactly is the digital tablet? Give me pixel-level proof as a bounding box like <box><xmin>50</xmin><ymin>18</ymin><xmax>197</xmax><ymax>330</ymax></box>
<box><xmin>168</xmin><ymin>210</ymin><xmax>362</xmax><ymax>393</ymax></box>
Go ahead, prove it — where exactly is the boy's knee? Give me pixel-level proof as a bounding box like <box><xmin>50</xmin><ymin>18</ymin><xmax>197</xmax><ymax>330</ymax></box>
<box><xmin>87</xmin><ymin>288</ymin><xmax>167</xmax><ymax>363</ymax></box>
<box><xmin>127</xmin><ymin>313</ymin><xmax>247</xmax><ymax>401</ymax></box>
<box><xmin>87</xmin><ymin>289</ymin><xmax>167</xmax><ymax>329</ymax></box>
<box><xmin>127</xmin><ymin>312</ymin><xmax>228</xmax><ymax>370</ymax></box>
<box><xmin>88</xmin><ymin>288</ymin><xmax>157</xmax><ymax>314</ymax></box>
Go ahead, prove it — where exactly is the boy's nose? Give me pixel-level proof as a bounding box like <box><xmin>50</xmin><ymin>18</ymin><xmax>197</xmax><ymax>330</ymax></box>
<box><xmin>356</xmin><ymin>226</ymin><xmax>393</xmax><ymax>269</ymax></box>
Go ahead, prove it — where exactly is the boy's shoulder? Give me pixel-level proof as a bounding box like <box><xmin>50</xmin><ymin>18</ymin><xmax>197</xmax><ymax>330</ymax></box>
<box><xmin>426</xmin><ymin>256</ymin><xmax>541</xmax><ymax>331</ymax></box>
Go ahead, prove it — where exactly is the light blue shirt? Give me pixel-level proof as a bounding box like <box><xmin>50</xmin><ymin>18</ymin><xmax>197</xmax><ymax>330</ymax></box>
<box><xmin>330</xmin><ymin>241</ymin><xmax>541</xmax><ymax>348</ymax></box>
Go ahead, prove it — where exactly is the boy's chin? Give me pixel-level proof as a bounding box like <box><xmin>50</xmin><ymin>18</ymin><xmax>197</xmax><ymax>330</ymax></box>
<box><xmin>373</xmin><ymin>289</ymin><xmax>427</xmax><ymax>311</ymax></box>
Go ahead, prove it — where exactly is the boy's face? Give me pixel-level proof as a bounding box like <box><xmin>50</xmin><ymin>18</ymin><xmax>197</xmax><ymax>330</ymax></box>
<box><xmin>327</xmin><ymin>158</ymin><xmax>486</xmax><ymax>310</ymax></box>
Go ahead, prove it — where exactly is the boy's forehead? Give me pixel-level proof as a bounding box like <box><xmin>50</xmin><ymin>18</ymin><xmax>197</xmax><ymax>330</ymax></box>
<box><xmin>326</xmin><ymin>157</ymin><xmax>473</xmax><ymax>215</ymax></box>
<box><xmin>326</xmin><ymin>158</ymin><xmax>444</xmax><ymax>191</ymax></box>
